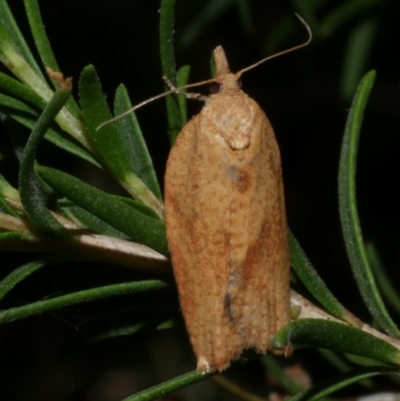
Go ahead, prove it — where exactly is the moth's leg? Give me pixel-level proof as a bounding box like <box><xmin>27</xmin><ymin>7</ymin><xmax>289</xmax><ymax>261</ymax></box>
<box><xmin>162</xmin><ymin>76</ymin><xmax>208</xmax><ymax>101</ymax></box>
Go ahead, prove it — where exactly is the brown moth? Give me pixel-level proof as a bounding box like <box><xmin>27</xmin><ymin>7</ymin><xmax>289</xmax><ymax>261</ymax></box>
<box><xmin>164</xmin><ymin>36</ymin><xmax>310</xmax><ymax>372</ymax></box>
<box><xmin>97</xmin><ymin>15</ymin><xmax>310</xmax><ymax>373</ymax></box>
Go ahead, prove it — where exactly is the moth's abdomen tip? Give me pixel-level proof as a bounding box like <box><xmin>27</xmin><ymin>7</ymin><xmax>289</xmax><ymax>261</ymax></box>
<box><xmin>197</xmin><ymin>356</ymin><xmax>213</xmax><ymax>373</ymax></box>
<box><xmin>197</xmin><ymin>356</ymin><xmax>233</xmax><ymax>373</ymax></box>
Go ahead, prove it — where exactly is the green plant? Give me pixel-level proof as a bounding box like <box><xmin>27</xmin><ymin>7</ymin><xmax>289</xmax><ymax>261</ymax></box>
<box><xmin>0</xmin><ymin>0</ymin><xmax>399</xmax><ymax>400</ymax></box>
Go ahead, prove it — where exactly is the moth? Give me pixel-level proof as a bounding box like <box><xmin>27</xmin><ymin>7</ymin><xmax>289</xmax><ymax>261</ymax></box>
<box><xmin>97</xmin><ymin>15</ymin><xmax>311</xmax><ymax>373</ymax></box>
<box><xmin>164</xmin><ymin>18</ymin><xmax>311</xmax><ymax>373</ymax></box>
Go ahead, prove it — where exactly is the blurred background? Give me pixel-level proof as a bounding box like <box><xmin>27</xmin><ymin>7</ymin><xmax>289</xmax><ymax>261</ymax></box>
<box><xmin>1</xmin><ymin>0</ymin><xmax>400</xmax><ymax>400</ymax></box>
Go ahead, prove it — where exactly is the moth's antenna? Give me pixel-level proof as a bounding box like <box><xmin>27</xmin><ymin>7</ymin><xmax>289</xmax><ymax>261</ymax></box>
<box><xmin>96</xmin><ymin>78</ymin><xmax>216</xmax><ymax>131</ymax></box>
<box><xmin>96</xmin><ymin>13</ymin><xmax>311</xmax><ymax>131</ymax></box>
<box><xmin>234</xmin><ymin>13</ymin><xmax>312</xmax><ymax>79</ymax></box>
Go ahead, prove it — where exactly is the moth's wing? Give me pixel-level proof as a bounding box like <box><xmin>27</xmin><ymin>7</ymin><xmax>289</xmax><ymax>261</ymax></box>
<box><xmin>165</xmin><ymin>98</ymin><xmax>291</xmax><ymax>372</ymax></box>
<box><xmin>226</xmin><ymin>109</ymin><xmax>291</xmax><ymax>353</ymax></box>
<box><xmin>164</xmin><ymin>116</ymin><xmax>201</xmax><ymax>349</ymax></box>
<box><xmin>165</xmin><ymin>115</ymin><xmax>243</xmax><ymax>372</ymax></box>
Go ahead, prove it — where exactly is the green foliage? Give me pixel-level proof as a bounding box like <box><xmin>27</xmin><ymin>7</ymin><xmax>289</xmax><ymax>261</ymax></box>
<box><xmin>0</xmin><ymin>0</ymin><xmax>398</xmax><ymax>400</ymax></box>
<box><xmin>273</xmin><ymin>319</ymin><xmax>400</xmax><ymax>366</ymax></box>
<box><xmin>37</xmin><ymin>166</ymin><xmax>167</xmax><ymax>255</ymax></box>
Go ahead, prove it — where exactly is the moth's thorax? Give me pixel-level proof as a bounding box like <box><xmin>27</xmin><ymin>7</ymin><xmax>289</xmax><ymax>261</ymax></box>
<box><xmin>203</xmin><ymin>88</ymin><xmax>258</xmax><ymax>152</ymax></box>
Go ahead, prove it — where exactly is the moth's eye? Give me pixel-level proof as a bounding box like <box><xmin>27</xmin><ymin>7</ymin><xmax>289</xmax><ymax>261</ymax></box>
<box><xmin>209</xmin><ymin>83</ymin><xmax>221</xmax><ymax>94</ymax></box>
<box><xmin>237</xmin><ymin>80</ymin><xmax>242</xmax><ymax>88</ymax></box>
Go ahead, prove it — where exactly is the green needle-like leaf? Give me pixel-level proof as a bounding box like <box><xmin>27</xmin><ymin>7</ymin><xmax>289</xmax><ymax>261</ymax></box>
<box><xmin>367</xmin><ymin>242</ymin><xmax>400</xmax><ymax>314</ymax></box>
<box><xmin>340</xmin><ymin>19</ymin><xmax>377</xmax><ymax>100</ymax></box>
<box><xmin>0</xmin><ymin>231</ymin><xmax>27</xmax><ymax>242</ymax></box>
<box><xmin>0</xmin><ymin>259</ymin><xmax>53</xmax><ymax>302</ymax></box>
<box><xmin>0</xmin><ymin>196</ymin><xmax>19</xmax><ymax>216</ymax></box>
<box><xmin>290</xmin><ymin>230</ymin><xmax>359</xmax><ymax>326</ymax></box>
<box><xmin>0</xmin><ymin>94</ymin><xmax>101</xmax><ymax>167</ymax></box>
<box><xmin>59</xmin><ymin>199</ymin><xmax>131</xmax><ymax>241</ymax></box>
<box><xmin>114</xmin><ymin>84</ymin><xmax>162</xmax><ymax>200</ymax></box>
<box><xmin>180</xmin><ymin>0</ymin><xmax>233</xmax><ymax>49</ymax></box>
<box><xmin>338</xmin><ymin>70</ymin><xmax>400</xmax><ymax>338</ymax></box>
<box><xmin>23</xmin><ymin>0</ymin><xmax>81</xmax><ymax>117</ymax></box>
<box><xmin>0</xmin><ymin>173</ymin><xmax>19</xmax><ymax>201</ymax></box>
<box><xmin>273</xmin><ymin>319</ymin><xmax>400</xmax><ymax>366</ymax></box>
<box><xmin>79</xmin><ymin>65</ymin><xmax>164</xmax><ymax>217</ymax></box>
<box><xmin>318</xmin><ymin>349</ymin><xmax>375</xmax><ymax>387</ymax></box>
<box><xmin>23</xmin><ymin>0</ymin><xmax>59</xmax><ymax>77</ymax></box>
<box><xmin>176</xmin><ymin>65</ymin><xmax>191</xmax><ymax>126</ymax></box>
<box><xmin>318</xmin><ymin>349</ymin><xmax>352</xmax><ymax>372</ymax></box>
<box><xmin>0</xmin><ymin>71</ymin><xmax>46</xmax><ymax>108</ymax></box>
<box><xmin>122</xmin><ymin>369</ymin><xmax>213</xmax><ymax>401</ymax></box>
<box><xmin>19</xmin><ymin>81</ymin><xmax>72</xmax><ymax>237</ymax></box>
<box><xmin>321</xmin><ymin>0</ymin><xmax>381</xmax><ymax>35</ymax></box>
<box><xmin>0</xmin><ymin>280</ymin><xmax>169</xmax><ymax>325</ymax></box>
<box><xmin>72</xmin><ymin>307</ymin><xmax>176</xmax><ymax>345</ymax></box>
<box><xmin>235</xmin><ymin>0</ymin><xmax>256</xmax><ymax>36</ymax></box>
<box><xmin>160</xmin><ymin>0</ymin><xmax>182</xmax><ymax>145</ymax></box>
<box><xmin>37</xmin><ymin>166</ymin><xmax>168</xmax><ymax>255</ymax></box>
<box><xmin>0</xmin><ymin>0</ymin><xmax>44</xmax><ymax>79</ymax></box>
<box><xmin>287</xmin><ymin>366</ymin><xmax>399</xmax><ymax>401</ymax></box>
<box><xmin>0</xmin><ymin>92</ymin><xmax>41</xmax><ymax>117</ymax></box>
<box><xmin>345</xmin><ymin>353</ymin><xmax>388</xmax><ymax>368</ymax></box>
